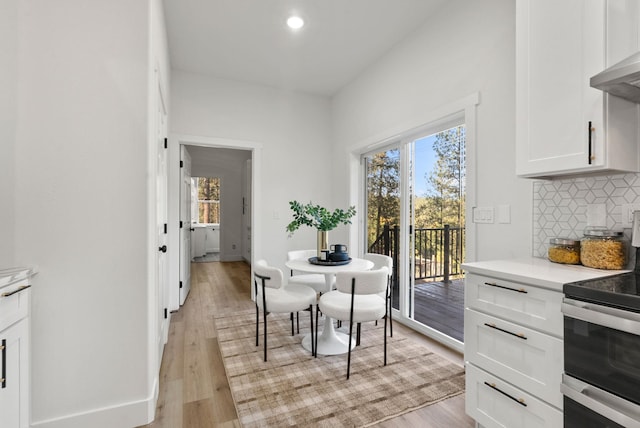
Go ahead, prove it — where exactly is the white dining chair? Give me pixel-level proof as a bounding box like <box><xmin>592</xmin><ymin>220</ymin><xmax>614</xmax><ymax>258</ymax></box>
<box><xmin>318</xmin><ymin>267</ymin><xmax>389</xmax><ymax>379</ymax></box>
<box><xmin>254</xmin><ymin>260</ymin><xmax>317</xmax><ymax>361</ymax></box>
<box><xmin>287</xmin><ymin>249</ymin><xmax>334</xmax><ymax>293</ymax></box>
<box><xmin>363</xmin><ymin>253</ymin><xmax>394</xmax><ymax>337</ymax></box>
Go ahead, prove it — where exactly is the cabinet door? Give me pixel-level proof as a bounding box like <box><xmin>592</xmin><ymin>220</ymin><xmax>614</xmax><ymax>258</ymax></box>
<box><xmin>516</xmin><ymin>0</ymin><xmax>606</xmax><ymax>177</ymax></box>
<box><xmin>0</xmin><ymin>319</ymin><xmax>29</xmax><ymax>428</ymax></box>
<box><xmin>466</xmin><ymin>363</ymin><xmax>563</xmax><ymax>428</ymax></box>
<box><xmin>465</xmin><ymin>273</ymin><xmax>563</xmax><ymax>337</ymax></box>
<box><xmin>465</xmin><ymin>309</ymin><xmax>563</xmax><ymax>408</ymax></box>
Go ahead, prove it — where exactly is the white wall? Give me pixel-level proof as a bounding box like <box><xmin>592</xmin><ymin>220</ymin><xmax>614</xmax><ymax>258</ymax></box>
<box><xmin>170</xmin><ymin>71</ymin><xmax>334</xmax><ymax>272</ymax></box>
<box><xmin>332</xmin><ymin>0</ymin><xmax>531</xmax><ymax>261</ymax></box>
<box><xmin>0</xmin><ymin>0</ymin><xmax>18</xmax><ymax>267</ymax></box>
<box><xmin>10</xmin><ymin>0</ymin><xmax>169</xmax><ymax>426</ymax></box>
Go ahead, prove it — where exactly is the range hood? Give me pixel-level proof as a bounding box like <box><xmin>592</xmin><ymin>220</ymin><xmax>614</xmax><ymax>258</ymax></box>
<box><xmin>591</xmin><ymin>51</ymin><xmax>640</xmax><ymax>103</ymax></box>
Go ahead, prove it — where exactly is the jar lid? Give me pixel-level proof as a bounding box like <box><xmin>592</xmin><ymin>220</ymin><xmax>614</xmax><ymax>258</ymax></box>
<box><xmin>549</xmin><ymin>237</ymin><xmax>580</xmax><ymax>245</ymax></box>
<box><xmin>583</xmin><ymin>229</ymin><xmax>623</xmax><ymax>237</ymax></box>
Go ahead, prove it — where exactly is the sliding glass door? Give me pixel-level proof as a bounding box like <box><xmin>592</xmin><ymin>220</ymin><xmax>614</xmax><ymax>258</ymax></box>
<box><xmin>363</xmin><ymin>121</ymin><xmax>466</xmax><ymax>344</ymax></box>
<box><xmin>364</xmin><ymin>147</ymin><xmax>403</xmax><ymax>314</ymax></box>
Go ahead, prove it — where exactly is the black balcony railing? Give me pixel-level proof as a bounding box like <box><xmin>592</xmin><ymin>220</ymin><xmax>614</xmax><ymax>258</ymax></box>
<box><xmin>369</xmin><ymin>224</ymin><xmax>464</xmax><ymax>283</ymax></box>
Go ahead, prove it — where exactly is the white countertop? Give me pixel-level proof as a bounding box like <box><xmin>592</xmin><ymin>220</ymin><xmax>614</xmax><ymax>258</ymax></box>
<box><xmin>462</xmin><ymin>257</ymin><xmax>630</xmax><ymax>291</ymax></box>
<box><xmin>0</xmin><ymin>267</ymin><xmax>37</xmax><ymax>288</ymax></box>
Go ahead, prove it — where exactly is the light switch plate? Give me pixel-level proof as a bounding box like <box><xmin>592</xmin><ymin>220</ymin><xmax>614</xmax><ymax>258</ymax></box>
<box><xmin>621</xmin><ymin>204</ymin><xmax>640</xmax><ymax>228</ymax></box>
<box><xmin>473</xmin><ymin>207</ymin><xmax>494</xmax><ymax>224</ymax></box>
<box><xmin>498</xmin><ymin>204</ymin><xmax>511</xmax><ymax>224</ymax></box>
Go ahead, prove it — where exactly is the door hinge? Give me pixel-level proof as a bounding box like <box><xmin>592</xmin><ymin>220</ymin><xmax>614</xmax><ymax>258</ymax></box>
<box><xmin>180</xmin><ymin>160</ymin><xmax>184</xmax><ymax>168</ymax></box>
<box><xmin>179</xmin><ymin>281</ymin><xmax>183</xmax><ymax>289</ymax></box>
<box><xmin>164</xmin><ymin>308</ymin><xmax>168</xmax><ymax>319</ymax></box>
<box><xmin>409</xmin><ymin>225</ymin><xmax>413</xmax><ymax>234</ymax></box>
<box><xmin>164</xmin><ymin>223</ymin><xmax>167</xmax><ymax>234</ymax></box>
<box><xmin>164</xmin><ymin>137</ymin><xmax>168</xmax><ymax>149</ymax></box>
<box><xmin>180</xmin><ymin>221</ymin><xmax>183</xmax><ymax>228</ymax></box>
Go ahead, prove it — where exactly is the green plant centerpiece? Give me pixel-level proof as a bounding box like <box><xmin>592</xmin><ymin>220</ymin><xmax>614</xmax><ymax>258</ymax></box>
<box><xmin>286</xmin><ymin>201</ymin><xmax>356</xmax><ymax>259</ymax></box>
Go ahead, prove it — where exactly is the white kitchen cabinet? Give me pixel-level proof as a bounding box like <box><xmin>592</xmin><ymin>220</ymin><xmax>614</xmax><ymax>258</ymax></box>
<box><xmin>466</xmin><ymin>364</ymin><xmax>563</xmax><ymax>428</ymax></box>
<box><xmin>204</xmin><ymin>225</ymin><xmax>220</xmax><ymax>253</ymax></box>
<box><xmin>465</xmin><ymin>309</ymin><xmax>563</xmax><ymax>408</ymax></box>
<box><xmin>462</xmin><ymin>258</ymin><xmax>631</xmax><ymax>427</ymax></box>
<box><xmin>191</xmin><ymin>225</ymin><xmax>206</xmax><ymax>259</ymax></box>
<box><xmin>465</xmin><ymin>273</ymin><xmax>563</xmax><ymax>337</ymax></box>
<box><xmin>516</xmin><ymin>0</ymin><xmax>640</xmax><ymax>178</ymax></box>
<box><xmin>0</xmin><ymin>268</ymin><xmax>34</xmax><ymax>428</ymax></box>
<box><xmin>464</xmin><ymin>263</ymin><xmax>563</xmax><ymax>428</ymax></box>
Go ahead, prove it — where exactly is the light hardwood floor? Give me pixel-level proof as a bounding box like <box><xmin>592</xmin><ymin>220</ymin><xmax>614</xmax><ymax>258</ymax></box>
<box><xmin>139</xmin><ymin>261</ymin><xmax>475</xmax><ymax>428</ymax></box>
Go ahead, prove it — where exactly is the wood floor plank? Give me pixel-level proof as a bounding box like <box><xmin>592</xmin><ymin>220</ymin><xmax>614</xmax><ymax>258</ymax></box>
<box><xmin>144</xmin><ymin>379</ymin><xmax>183</xmax><ymax>428</ymax></box>
<box><xmin>159</xmin><ymin>318</ymin><xmax>184</xmax><ymax>382</ymax></box>
<box><xmin>183</xmin><ymin>398</ymin><xmax>217</xmax><ymax>428</ymax></box>
<box><xmin>205</xmin><ymin>338</ymin><xmax>237</xmax><ymax>424</ymax></box>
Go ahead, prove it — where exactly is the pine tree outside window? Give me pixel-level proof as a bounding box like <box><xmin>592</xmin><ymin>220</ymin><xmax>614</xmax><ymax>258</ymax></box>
<box><xmin>194</xmin><ymin>177</ymin><xmax>220</xmax><ymax>224</ymax></box>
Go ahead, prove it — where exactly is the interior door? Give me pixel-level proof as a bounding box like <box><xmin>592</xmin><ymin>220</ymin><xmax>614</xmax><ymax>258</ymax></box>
<box><xmin>179</xmin><ymin>146</ymin><xmax>192</xmax><ymax>305</ymax></box>
<box><xmin>156</xmin><ymin>77</ymin><xmax>169</xmax><ymax>363</ymax></box>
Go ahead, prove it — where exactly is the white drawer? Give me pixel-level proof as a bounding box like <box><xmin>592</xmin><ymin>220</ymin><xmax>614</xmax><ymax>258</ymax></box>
<box><xmin>464</xmin><ymin>308</ymin><xmax>563</xmax><ymax>408</ymax></box>
<box><xmin>466</xmin><ymin>363</ymin><xmax>563</xmax><ymax>428</ymax></box>
<box><xmin>0</xmin><ymin>277</ymin><xmax>31</xmax><ymax>331</ymax></box>
<box><xmin>465</xmin><ymin>273</ymin><xmax>563</xmax><ymax>337</ymax></box>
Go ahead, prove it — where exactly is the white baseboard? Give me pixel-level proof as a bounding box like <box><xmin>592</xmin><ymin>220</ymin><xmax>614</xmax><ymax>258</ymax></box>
<box><xmin>31</xmin><ymin>379</ymin><xmax>159</xmax><ymax>428</ymax></box>
<box><xmin>220</xmin><ymin>254</ymin><xmax>244</xmax><ymax>262</ymax></box>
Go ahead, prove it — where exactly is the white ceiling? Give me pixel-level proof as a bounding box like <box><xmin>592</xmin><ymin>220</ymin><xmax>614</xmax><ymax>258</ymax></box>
<box><xmin>162</xmin><ymin>0</ymin><xmax>446</xmax><ymax>96</ymax></box>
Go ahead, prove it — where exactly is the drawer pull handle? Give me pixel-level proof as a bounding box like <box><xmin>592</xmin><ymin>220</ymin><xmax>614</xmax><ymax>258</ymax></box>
<box><xmin>483</xmin><ymin>322</ymin><xmax>527</xmax><ymax>340</ymax></box>
<box><xmin>0</xmin><ymin>285</ymin><xmax>31</xmax><ymax>298</ymax></box>
<box><xmin>484</xmin><ymin>381</ymin><xmax>527</xmax><ymax>406</ymax></box>
<box><xmin>483</xmin><ymin>282</ymin><xmax>527</xmax><ymax>294</ymax></box>
<box><xmin>1</xmin><ymin>339</ymin><xmax>5</xmax><ymax>389</ymax></box>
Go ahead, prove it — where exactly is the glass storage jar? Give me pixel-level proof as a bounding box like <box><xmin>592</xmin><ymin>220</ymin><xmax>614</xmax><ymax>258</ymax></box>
<box><xmin>548</xmin><ymin>238</ymin><xmax>580</xmax><ymax>264</ymax></box>
<box><xmin>580</xmin><ymin>229</ymin><xmax>627</xmax><ymax>270</ymax></box>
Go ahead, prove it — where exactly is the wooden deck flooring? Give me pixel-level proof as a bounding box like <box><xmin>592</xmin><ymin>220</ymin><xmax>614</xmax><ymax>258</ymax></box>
<box><xmin>392</xmin><ymin>277</ymin><xmax>465</xmax><ymax>342</ymax></box>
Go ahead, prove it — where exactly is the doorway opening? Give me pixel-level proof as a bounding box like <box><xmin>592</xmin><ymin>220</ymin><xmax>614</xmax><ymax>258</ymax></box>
<box><xmin>169</xmin><ymin>135</ymin><xmax>262</xmax><ymax>312</ymax></box>
<box><xmin>191</xmin><ymin>177</ymin><xmax>221</xmax><ymax>263</ymax></box>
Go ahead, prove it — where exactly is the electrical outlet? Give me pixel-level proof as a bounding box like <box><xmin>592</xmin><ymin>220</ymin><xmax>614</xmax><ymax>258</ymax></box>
<box><xmin>621</xmin><ymin>204</ymin><xmax>640</xmax><ymax>227</ymax></box>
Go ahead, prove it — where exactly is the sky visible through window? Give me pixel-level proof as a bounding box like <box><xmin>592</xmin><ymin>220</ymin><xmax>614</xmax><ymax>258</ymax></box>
<box><xmin>414</xmin><ymin>135</ymin><xmax>437</xmax><ymax>196</ymax></box>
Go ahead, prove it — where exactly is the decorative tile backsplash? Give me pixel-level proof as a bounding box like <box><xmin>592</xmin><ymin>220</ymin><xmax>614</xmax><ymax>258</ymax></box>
<box><xmin>533</xmin><ymin>173</ymin><xmax>640</xmax><ymax>258</ymax></box>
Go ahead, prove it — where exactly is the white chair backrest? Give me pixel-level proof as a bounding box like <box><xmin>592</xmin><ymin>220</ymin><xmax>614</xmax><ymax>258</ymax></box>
<box><xmin>364</xmin><ymin>253</ymin><xmax>393</xmax><ymax>272</ymax></box>
<box><xmin>335</xmin><ymin>267</ymin><xmax>389</xmax><ymax>295</ymax></box>
<box><xmin>254</xmin><ymin>259</ymin><xmax>284</xmax><ymax>289</ymax></box>
<box><xmin>287</xmin><ymin>249</ymin><xmax>316</xmax><ymax>261</ymax></box>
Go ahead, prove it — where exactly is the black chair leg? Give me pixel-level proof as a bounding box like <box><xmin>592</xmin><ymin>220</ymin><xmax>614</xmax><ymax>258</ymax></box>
<box><xmin>290</xmin><ymin>312</ymin><xmax>294</xmax><ymax>336</ymax></box>
<box><xmin>347</xmin><ymin>279</ymin><xmax>355</xmax><ymax>379</ymax></box>
<box><xmin>347</xmin><ymin>319</ymin><xmax>353</xmax><ymax>380</ymax></box>
<box><xmin>263</xmin><ymin>310</ymin><xmax>268</xmax><ymax>362</ymax></box>
<box><xmin>384</xmin><ymin>314</ymin><xmax>388</xmax><ymax>366</ymax></box>
<box><xmin>297</xmin><ymin>311</ymin><xmax>300</xmax><ymax>333</ymax></box>
<box><xmin>309</xmin><ymin>304</ymin><xmax>314</xmax><ymax>357</ymax></box>
<box><xmin>255</xmin><ymin>304</ymin><xmax>259</xmax><ymax>347</ymax></box>
<box><xmin>356</xmin><ymin>323</ymin><xmax>361</xmax><ymax>346</ymax></box>
<box><xmin>389</xmin><ymin>295</ymin><xmax>393</xmax><ymax>337</ymax></box>
<box><xmin>314</xmin><ymin>304</ymin><xmax>319</xmax><ymax>357</ymax></box>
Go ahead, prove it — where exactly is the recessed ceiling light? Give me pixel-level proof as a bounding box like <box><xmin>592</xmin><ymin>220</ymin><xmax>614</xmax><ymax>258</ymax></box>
<box><xmin>287</xmin><ymin>16</ymin><xmax>304</xmax><ymax>30</ymax></box>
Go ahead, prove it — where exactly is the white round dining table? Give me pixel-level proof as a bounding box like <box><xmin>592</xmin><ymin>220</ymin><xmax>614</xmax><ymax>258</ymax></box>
<box><xmin>285</xmin><ymin>256</ymin><xmax>375</xmax><ymax>355</ymax></box>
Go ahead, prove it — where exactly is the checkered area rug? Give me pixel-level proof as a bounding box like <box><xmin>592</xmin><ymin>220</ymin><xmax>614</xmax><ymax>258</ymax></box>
<box><xmin>215</xmin><ymin>308</ymin><xmax>465</xmax><ymax>427</ymax></box>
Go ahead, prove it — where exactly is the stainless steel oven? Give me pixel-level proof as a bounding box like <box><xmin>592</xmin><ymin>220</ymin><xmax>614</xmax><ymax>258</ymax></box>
<box><xmin>562</xmin><ymin>273</ymin><xmax>640</xmax><ymax>427</ymax></box>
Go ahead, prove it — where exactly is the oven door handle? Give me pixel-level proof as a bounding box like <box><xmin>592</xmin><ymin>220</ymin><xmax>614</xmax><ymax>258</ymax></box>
<box><xmin>561</xmin><ymin>374</ymin><xmax>640</xmax><ymax>428</ymax></box>
<box><xmin>562</xmin><ymin>298</ymin><xmax>640</xmax><ymax>335</ymax></box>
